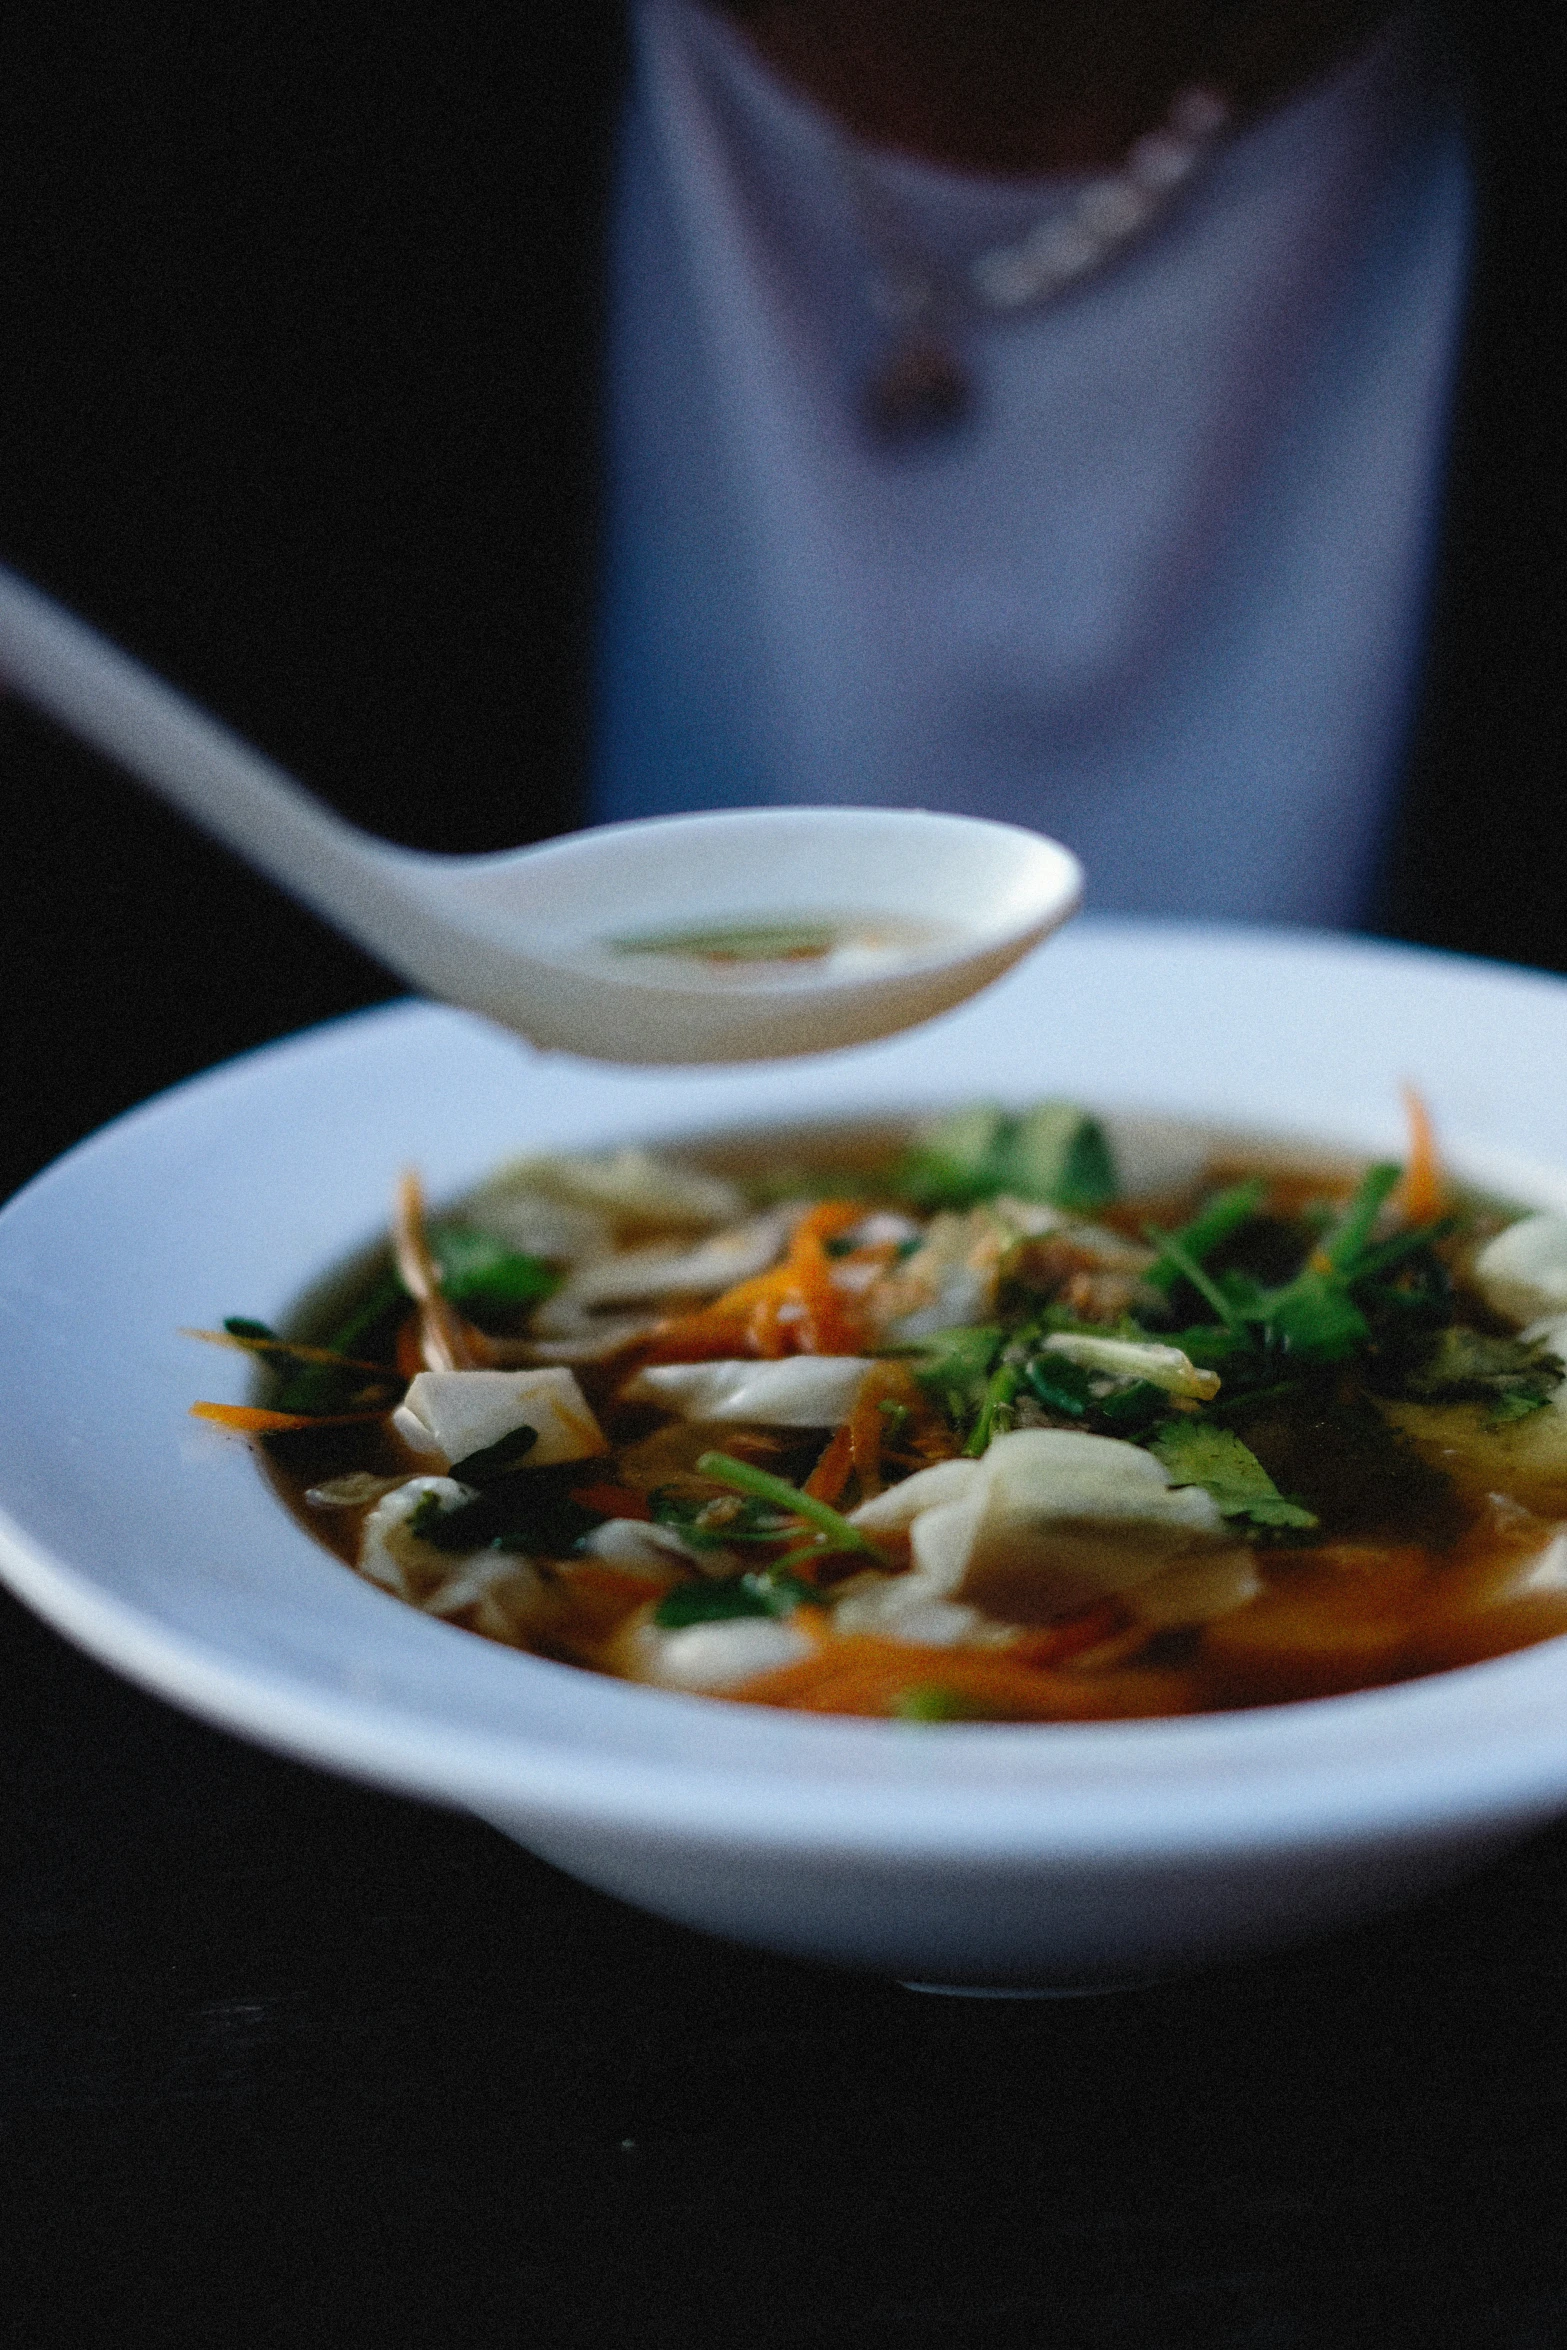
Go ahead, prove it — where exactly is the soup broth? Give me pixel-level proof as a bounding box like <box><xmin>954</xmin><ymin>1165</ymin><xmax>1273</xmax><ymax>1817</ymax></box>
<box><xmin>200</xmin><ymin>1103</ymin><xmax>1567</xmax><ymax>1721</ymax></box>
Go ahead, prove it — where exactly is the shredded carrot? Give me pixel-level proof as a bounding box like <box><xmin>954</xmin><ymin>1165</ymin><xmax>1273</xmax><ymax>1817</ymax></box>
<box><xmin>803</xmin><ymin>1421</ymin><xmax>855</xmax><ymax>1504</ymax></box>
<box><xmin>1396</xmin><ymin>1084</ymin><xmax>1446</xmax><ymax>1225</ymax></box>
<box><xmin>724</xmin><ymin>1633</ymin><xmax>1197</xmax><ymax>1720</ymax></box>
<box><xmin>642</xmin><ymin>1199</ymin><xmax>868</xmax><ymax>1362</ymax></box>
<box><xmin>569</xmin><ymin>1482</ymin><xmax>654</xmax><ymax>1522</ymax></box>
<box><xmin>845</xmin><ymin>1361</ymin><xmax>926</xmax><ymax>1499</ymax></box>
<box><xmin>190</xmin><ymin>1402</ymin><xmax>388</xmax><ymax>1434</ymax></box>
<box><xmin>181</xmin><ymin>1328</ymin><xmax>390</xmax><ymax>1373</ymax></box>
<box><xmin>390</xmin><ymin>1170</ymin><xmax>489</xmax><ymax>1372</ymax></box>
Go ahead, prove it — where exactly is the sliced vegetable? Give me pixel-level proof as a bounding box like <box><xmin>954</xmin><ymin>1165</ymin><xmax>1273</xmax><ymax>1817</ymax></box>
<box><xmin>392</xmin><ymin>1171</ymin><xmax>488</xmax><ymax>1372</ymax></box>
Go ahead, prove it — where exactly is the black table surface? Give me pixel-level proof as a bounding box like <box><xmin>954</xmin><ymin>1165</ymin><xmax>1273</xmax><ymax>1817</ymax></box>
<box><xmin>6</xmin><ymin>715</ymin><xmax>1567</xmax><ymax>2350</ymax></box>
<box><xmin>7</xmin><ymin>1577</ymin><xmax>1567</xmax><ymax>2350</ymax></box>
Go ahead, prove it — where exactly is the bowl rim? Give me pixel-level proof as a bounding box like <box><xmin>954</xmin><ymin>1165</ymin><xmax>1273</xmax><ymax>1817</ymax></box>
<box><xmin>8</xmin><ymin>917</ymin><xmax>1567</xmax><ymax>1863</ymax></box>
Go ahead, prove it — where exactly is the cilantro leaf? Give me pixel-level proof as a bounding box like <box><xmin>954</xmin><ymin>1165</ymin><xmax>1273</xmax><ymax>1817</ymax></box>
<box><xmin>1318</xmin><ymin>1163</ymin><xmax>1403</xmax><ymax>1274</ymax></box>
<box><xmin>894</xmin><ymin>1102</ymin><xmax>1118</xmax><ymax>1213</ymax></box>
<box><xmin>693</xmin><ymin>1452</ymin><xmax>878</xmax><ymax>1564</ymax></box>
<box><xmin>429</xmin><ymin>1224</ymin><xmax>561</xmax><ymax>1316</ymax></box>
<box><xmin>902</xmin><ymin>1325</ymin><xmax>1006</xmax><ymax>1435</ymax></box>
<box><xmin>1000</xmin><ymin>1103</ymin><xmax>1118</xmax><ymax>1212</ymax></box>
<box><xmin>1150</xmin><ymin>1420</ymin><xmax>1318</xmax><ymax>1529</ymax></box>
<box><xmin>1398</xmin><ymin>1327</ymin><xmax>1564</xmax><ymax>1423</ymax></box>
<box><xmin>652</xmin><ymin>1569</ymin><xmax>818</xmax><ymax>1629</ymax></box>
<box><xmin>1258</xmin><ymin>1268</ymin><xmax>1371</xmax><ymax>1363</ymax></box>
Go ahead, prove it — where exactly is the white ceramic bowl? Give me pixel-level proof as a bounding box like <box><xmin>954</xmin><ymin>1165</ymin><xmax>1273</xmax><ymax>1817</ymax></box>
<box><xmin>7</xmin><ymin>917</ymin><xmax>1567</xmax><ymax>1991</ymax></box>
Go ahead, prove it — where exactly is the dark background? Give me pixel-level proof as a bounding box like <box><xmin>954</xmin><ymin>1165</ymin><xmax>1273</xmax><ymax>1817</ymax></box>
<box><xmin>10</xmin><ymin>1579</ymin><xmax>1567</xmax><ymax>2350</ymax></box>
<box><xmin>7</xmin><ymin>10</ymin><xmax>1567</xmax><ymax>2344</ymax></box>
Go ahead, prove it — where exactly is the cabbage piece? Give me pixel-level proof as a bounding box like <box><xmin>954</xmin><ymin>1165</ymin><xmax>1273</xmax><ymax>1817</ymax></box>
<box><xmin>869</xmin><ymin>1208</ymin><xmax>1011</xmax><ymax>1341</ymax></box>
<box><xmin>623</xmin><ymin>1615</ymin><xmax>815</xmax><ymax>1690</ymax></box>
<box><xmin>579</xmin><ymin>1517</ymin><xmax>706</xmax><ymax>1574</ymax></box>
<box><xmin>622</xmin><ymin>1356</ymin><xmax>876</xmax><ymax>1426</ymax></box>
<box><xmin>393</xmin><ymin>1367</ymin><xmax>607</xmax><ymax>1468</ymax></box>
<box><xmin>830</xmin><ymin>1575</ymin><xmax>997</xmax><ymax>1648</ymax></box>
<box><xmin>534</xmin><ymin>1211</ymin><xmax>792</xmax><ymax>1335</ymax></box>
<box><xmin>848</xmin><ymin>1457</ymin><xmax>986</xmax><ymax>1534</ymax></box>
<box><xmin>1473</xmin><ymin>1214</ymin><xmax>1567</xmax><ymax>1327</ymax></box>
<box><xmin>850</xmin><ymin>1430</ymin><xmax>1231</xmax><ymax>1627</ymax></box>
<box><xmin>456</xmin><ymin>1191</ymin><xmax>612</xmax><ymax>1266</ymax></box>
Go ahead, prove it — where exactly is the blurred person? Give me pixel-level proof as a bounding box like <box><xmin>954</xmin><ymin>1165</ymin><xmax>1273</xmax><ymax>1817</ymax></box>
<box><xmin>0</xmin><ymin>3</ymin><xmax>1563</xmax><ymax>1187</ymax></box>
<box><xmin>598</xmin><ymin>0</ymin><xmax>1464</xmax><ymax>935</ymax></box>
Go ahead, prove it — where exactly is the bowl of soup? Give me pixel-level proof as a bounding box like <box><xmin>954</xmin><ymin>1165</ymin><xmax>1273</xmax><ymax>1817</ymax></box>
<box><xmin>6</xmin><ymin>917</ymin><xmax>1567</xmax><ymax>1990</ymax></box>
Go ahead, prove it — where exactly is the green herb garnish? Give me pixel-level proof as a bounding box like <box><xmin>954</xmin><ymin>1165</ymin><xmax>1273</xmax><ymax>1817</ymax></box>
<box><xmin>408</xmin><ymin>1463</ymin><xmax>603</xmax><ymax>1556</ymax></box>
<box><xmin>901</xmin><ymin>1325</ymin><xmax>1005</xmax><ymax>1432</ymax></box>
<box><xmin>693</xmin><ymin>1452</ymin><xmax>880</xmax><ymax>1571</ymax></box>
<box><xmin>894</xmin><ymin>1102</ymin><xmax>1117</xmax><ymax>1214</ymax></box>
<box><xmin>652</xmin><ymin>1569</ymin><xmax>818</xmax><ymax>1629</ymax></box>
<box><xmin>1144</xmin><ymin>1181</ymin><xmax>1267</xmax><ymax>1297</ymax></box>
<box><xmin>429</xmin><ymin>1224</ymin><xmax>560</xmax><ymax>1316</ymax></box>
<box><xmin>1396</xmin><ymin>1327</ymin><xmax>1564</xmax><ymax>1423</ymax></box>
<box><xmin>893</xmin><ymin>1686</ymin><xmax>983</xmax><ymax>1722</ymax></box>
<box><xmin>650</xmin><ymin>1487</ymin><xmax>800</xmax><ymax>1550</ymax></box>
<box><xmin>1150</xmin><ymin>1420</ymin><xmax>1318</xmax><ymax>1530</ymax></box>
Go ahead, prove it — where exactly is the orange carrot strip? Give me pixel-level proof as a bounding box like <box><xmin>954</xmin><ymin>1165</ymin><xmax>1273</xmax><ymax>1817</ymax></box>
<box><xmin>1396</xmin><ymin>1084</ymin><xmax>1446</xmax><ymax>1225</ymax></box>
<box><xmin>643</xmin><ymin>1198</ymin><xmax>868</xmax><ymax>1361</ymax></box>
<box><xmin>726</xmin><ymin>1634</ymin><xmax>1196</xmax><ymax>1720</ymax></box>
<box><xmin>803</xmin><ymin>1421</ymin><xmax>855</xmax><ymax>1504</ymax></box>
<box><xmin>749</xmin><ymin>1284</ymin><xmax>794</xmax><ymax>1359</ymax></box>
<box><xmin>786</xmin><ymin>1202</ymin><xmax>865</xmax><ymax>1354</ymax></box>
<box><xmin>181</xmin><ymin>1329</ymin><xmax>390</xmax><ymax>1373</ymax></box>
<box><xmin>190</xmin><ymin>1403</ymin><xmax>388</xmax><ymax>1434</ymax></box>
<box><xmin>634</xmin><ymin>1314</ymin><xmax>757</xmax><ymax>1365</ymax></box>
<box><xmin>845</xmin><ymin>1362</ymin><xmax>923</xmax><ymax>1499</ymax></box>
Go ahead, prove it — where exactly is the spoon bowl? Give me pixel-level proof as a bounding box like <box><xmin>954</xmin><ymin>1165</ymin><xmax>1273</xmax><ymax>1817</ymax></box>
<box><xmin>408</xmin><ymin>806</ymin><xmax>1082</xmax><ymax>1060</ymax></box>
<box><xmin>0</xmin><ymin>566</ymin><xmax>1080</xmax><ymax>1062</ymax></box>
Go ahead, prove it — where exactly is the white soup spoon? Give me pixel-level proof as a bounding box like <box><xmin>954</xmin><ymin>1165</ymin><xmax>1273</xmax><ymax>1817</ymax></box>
<box><xmin>0</xmin><ymin>565</ymin><xmax>1081</xmax><ymax>1063</ymax></box>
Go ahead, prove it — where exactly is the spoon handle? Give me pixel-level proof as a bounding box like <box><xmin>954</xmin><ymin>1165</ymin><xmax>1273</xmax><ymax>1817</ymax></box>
<box><xmin>0</xmin><ymin>563</ymin><xmax>415</xmax><ymax>933</ymax></box>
